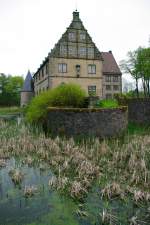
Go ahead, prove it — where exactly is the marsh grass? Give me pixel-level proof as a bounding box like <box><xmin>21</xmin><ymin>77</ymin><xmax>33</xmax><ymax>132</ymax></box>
<box><xmin>0</xmin><ymin>120</ymin><xmax>150</xmax><ymax>224</ymax></box>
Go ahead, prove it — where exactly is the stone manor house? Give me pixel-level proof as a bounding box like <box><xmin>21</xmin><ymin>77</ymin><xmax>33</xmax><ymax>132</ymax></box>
<box><xmin>21</xmin><ymin>11</ymin><xmax>122</xmax><ymax>106</ymax></box>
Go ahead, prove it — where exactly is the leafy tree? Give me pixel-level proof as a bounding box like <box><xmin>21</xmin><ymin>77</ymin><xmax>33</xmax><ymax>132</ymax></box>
<box><xmin>120</xmin><ymin>46</ymin><xmax>150</xmax><ymax>97</ymax></box>
<box><xmin>120</xmin><ymin>50</ymin><xmax>140</xmax><ymax>97</ymax></box>
<box><xmin>0</xmin><ymin>74</ymin><xmax>24</xmax><ymax>106</ymax></box>
<box><xmin>136</xmin><ymin>47</ymin><xmax>150</xmax><ymax>96</ymax></box>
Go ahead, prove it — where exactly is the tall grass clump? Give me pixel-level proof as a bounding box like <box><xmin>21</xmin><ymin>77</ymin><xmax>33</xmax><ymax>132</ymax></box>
<box><xmin>26</xmin><ymin>83</ymin><xmax>86</xmax><ymax>123</ymax></box>
<box><xmin>96</xmin><ymin>99</ymin><xmax>119</xmax><ymax>108</ymax></box>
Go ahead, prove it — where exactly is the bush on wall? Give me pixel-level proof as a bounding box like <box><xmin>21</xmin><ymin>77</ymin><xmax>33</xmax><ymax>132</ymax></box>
<box><xmin>26</xmin><ymin>83</ymin><xmax>86</xmax><ymax>123</ymax></box>
<box><xmin>96</xmin><ymin>99</ymin><xmax>119</xmax><ymax>108</ymax></box>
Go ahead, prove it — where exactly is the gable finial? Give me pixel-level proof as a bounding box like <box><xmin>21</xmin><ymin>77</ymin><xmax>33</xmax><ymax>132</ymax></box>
<box><xmin>75</xmin><ymin>0</ymin><xmax>78</xmax><ymax>12</ymax></box>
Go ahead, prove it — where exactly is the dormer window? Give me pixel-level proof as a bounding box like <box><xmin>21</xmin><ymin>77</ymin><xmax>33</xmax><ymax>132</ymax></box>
<box><xmin>80</xmin><ymin>33</ymin><xmax>86</xmax><ymax>41</ymax></box>
<box><xmin>68</xmin><ymin>46</ymin><xmax>76</xmax><ymax>56</ymax></box>
<box><xmin>88</xmin><ymin>48</ymin><xmax>94</xmax><ymax>58</ymax></box>
<box><xmin>60</xmin><ymin>45</ymin><xmax>67</xmax><ymax>55</ymax></box>
<box><xmin>78</xmin><ymin>47</ymin><xmax>86</xmax><ymax>56</ymax></box>
<box><xmin>68</xmin><ymin>32</ymin><xmax>76</xmax><ymax>41</ymax></box>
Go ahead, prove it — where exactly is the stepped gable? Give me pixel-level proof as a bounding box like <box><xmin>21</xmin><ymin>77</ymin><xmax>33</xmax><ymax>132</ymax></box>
<box><xmin>101</xmin><ymin>51</ymin><xmax>121</xmax><ymax>75</ymax></box>
<box><xmin>49</xmin><ymin>10</ymin><xmax>103</xmax><ymax>60</ymax></box>
<box><xmin>22</xmin><ymin>70</ymin><xmax>34</xmax><ymax>92</ymax></box>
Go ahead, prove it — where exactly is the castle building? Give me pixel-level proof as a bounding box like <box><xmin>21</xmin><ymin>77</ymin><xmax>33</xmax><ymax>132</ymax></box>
<box><xmin>21</xmin><ymin>11</ymin><xmax>122</xmax><ymax>106</ymax></box>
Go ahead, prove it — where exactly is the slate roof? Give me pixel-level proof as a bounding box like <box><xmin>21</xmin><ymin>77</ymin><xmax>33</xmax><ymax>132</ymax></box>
<box><xmin>21</xmin><ymin>71</ymin><xmax>34</xmax><ymax>92</ymax></box>
<box><xmin>101</xmin><ymin>51</ymin><xmax>122</xmax><ymax>75</ymax></box>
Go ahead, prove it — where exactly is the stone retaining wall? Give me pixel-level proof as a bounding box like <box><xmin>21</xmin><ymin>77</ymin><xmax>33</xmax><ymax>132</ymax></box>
<box><xmin>127</xmin><ymin>98</ymin><xmax>150</xmax><ymax>125</ymax></box>
<box><xmin>46</xmin><ymin>107</ymin><xmax>128</xmax><ymax>137</ymax></box>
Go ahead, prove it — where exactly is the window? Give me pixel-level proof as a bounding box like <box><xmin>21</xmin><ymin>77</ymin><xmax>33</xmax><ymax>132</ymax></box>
<box><xmin>106</xmin><ymin>94</ymin><xmax>112</xmax><ymax>99</ymax></box>
<box><xmin>60</xmin><ymin>45</ymin><xmax>67</xmax><ymax>55</ymax></box>
<box><xmin>88</xmin><ymin>86</ymin><xmax>96</xmax><ymax>96</ymax></box>
<box><xmin>42</xmin><ymin>68</ymin><xmax>44</xmax><ymax>77</ymax></box>
<box><xmin>68</xmin><ymin>46</ymin><xmax>76</xmax><ymax>56</ymax></box>
<box><xmin>106</xmin><ymin>85</ymin><xmax>111</xmax><ymax>90</ymax></box>
<box><xmin>46</xmin><ymin>64</ymin><xmax>48</xmax><ymax>74</ymax></box>
<box><xmin>88</xmin><ymin>64</ymin><xmax>96</xmax><ymax>74</ymax></box>
<box><xmin>78</xmin><ymin>47</ymin><xmax>86</xmax><ymax>56</ymax></box>
<box><xmin>68</xmin><ymin>32</ymin><xmax>76</xmax><ymax>41</ymax></box>
<box><xmin>80</xmin><ymin>33</ymin><xmax>86</xmax><ymax>41</ymax></box>
<box><xmin>88</xmin><ymin>48</ymin><xmax>94</xmax><ymax>58</ymax></box>
<box><xmin>76</xmin><ymin>65</ymin><xmax>80</xmax><ymax>77</ymax></box>
<box><xmin>113</xmin><ymin>75</ymin><xmax>119</xmax><ymax>82</ymax></box>
<box><xmin>113</xmin><ymin>85</ymin><xmax>119</xmax><ymax>91</ymax></box>
<box><xmin>58</xmin><ymin>63</ymin><xmax>67</xmax><ymax>73</ymax></box>
<box><xmin>39</xmin><ymin>72</ymin><xmax>41</xmax><ymax>80</ymax></box>
<box><xmin>105</xmin><ymin>75</ymin><xmax>111</xmax><ymax>82</ymax></box>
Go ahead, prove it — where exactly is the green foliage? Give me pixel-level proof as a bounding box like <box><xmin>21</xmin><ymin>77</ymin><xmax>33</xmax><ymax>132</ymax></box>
<box><xmin>0</xmin><ymin>74</ymin><xmax>24</xmax><ymax>106</ymax></box>
<box><xmin>96</xmin><ymin>99</ymin><xmax>119</xmax><ymax>108</ymax></box>
<box><xmin>0</xmin><ymin>107</ymin><xmax>21</xmax><ymax>115</ymax></box>
<box><xmin>26</xmin><ymin>83</ymin><xmax>86</xmax><ymax>123</ymax></box>
<box><xmin>120</xmin><ymin>45</ymin><xmax>150</xmax><ymax>97</ymax></box>
<box><xmin>127</xmin><ymin>122</ymin><xmax>150</xmax><ymax>135</ymax></box>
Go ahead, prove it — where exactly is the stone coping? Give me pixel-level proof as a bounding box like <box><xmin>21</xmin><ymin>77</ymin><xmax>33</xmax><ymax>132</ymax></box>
<box><xmin>47</xmin><ymin>106</ymin><xmax>127</xmax><ymax>112</ymax></box>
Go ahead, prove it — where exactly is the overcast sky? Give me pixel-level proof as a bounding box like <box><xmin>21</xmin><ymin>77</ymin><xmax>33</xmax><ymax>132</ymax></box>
<box><xmin>0</xmin><ymin>0</ymin><xmax>150</xmax><ymax>79</ymax></box>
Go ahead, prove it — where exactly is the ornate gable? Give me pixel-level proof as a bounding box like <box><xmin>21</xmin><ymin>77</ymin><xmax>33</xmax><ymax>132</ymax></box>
<box><xmin>50</xmin><ymin>11</ymin><xmax>102</xmax><ymax>60</ymax></box>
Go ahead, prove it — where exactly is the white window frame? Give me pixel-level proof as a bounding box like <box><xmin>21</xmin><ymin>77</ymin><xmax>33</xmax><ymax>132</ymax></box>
<box><xmin>88</xmin><ymin>64</ymin><xmax>96</xmax><ymax>74</ymax></box>
<box><xmin>58</xmin><ymin>63</ymin><xmax>67</xmax><ymax>73</ymax></box>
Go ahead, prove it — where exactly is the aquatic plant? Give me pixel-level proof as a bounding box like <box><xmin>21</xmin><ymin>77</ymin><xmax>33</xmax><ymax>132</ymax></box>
<box><xmin>0</xmin><ymin>119</ymin><xmax>150</xmax><ymax>206</ymax></box>
<box><xmin>9</xmin><ymin>169</ymin><xmax>24</xmax><ymax>185</ymax></box>
<box><xmin>24</xmin><ymin>185</ymin><xmax>38</xmax><ymax>198</ymax></box>
<box><xmin>0</xmin><ymin>159</ymin><xmax>7</xmax><ymax>168</ymax></box>
<box><xmin>99</xmin><ymin>208</ymin><xmax>118</xmax><ymax>225</ymax></box>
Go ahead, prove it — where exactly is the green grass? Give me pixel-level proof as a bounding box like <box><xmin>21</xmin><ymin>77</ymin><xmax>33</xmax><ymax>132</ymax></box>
<box><xmin>96</xmin><ymin>99</ymin><xmax>119</xmax><ymax>108</ymax></box>
<box><xmin>127</xmin><ymin>122</ymin><xmax>150</xmax><ymax>135</ymax></box>
<box><xmin>0</xmin><ymin>106</ymin><xmax>21</xmax><ymax>115</ymax></box>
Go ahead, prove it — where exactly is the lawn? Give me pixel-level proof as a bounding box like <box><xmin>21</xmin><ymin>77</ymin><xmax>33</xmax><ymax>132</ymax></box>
<box><xmin>0</xmin><ymin>106</ymin><xmax>21</xmax><ymax>115</ymax></box>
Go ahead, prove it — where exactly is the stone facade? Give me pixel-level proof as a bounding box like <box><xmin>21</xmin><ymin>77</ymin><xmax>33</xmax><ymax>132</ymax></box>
<box><xmin>20</xmin><ymin>71</ymin><xmax>34</xmax><ymax>106</ymax></box>
<box><xmin>33</xmin><ymin>11</ymin><xmax>122</xmax><ymax>99</ymax></box>
<box><xmin>21</xmin><ymin>91</ymin><xmax>34</xmax><ymax>107</ymax></box>
<box><xmin>46</xmin><ymin>107</ymin><xmax>128</xmax><ymax>137</ymax></box>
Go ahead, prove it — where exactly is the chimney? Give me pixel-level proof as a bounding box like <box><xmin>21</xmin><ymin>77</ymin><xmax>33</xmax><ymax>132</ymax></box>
<box><xmin>73</xmin><ymin>10</ymin><xmax>80</xmax><ymax>21</ymax></box>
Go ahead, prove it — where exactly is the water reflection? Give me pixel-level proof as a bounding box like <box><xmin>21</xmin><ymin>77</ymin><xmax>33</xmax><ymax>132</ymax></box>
<box><xmin>0</xmin><ymin>158</ymin><xmax>53</xmax><ymax>224</ymax></box>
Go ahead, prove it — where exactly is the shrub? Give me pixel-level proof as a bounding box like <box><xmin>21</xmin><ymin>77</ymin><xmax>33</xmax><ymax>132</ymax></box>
<box><xmin>48</xmin><ymin>83</ymin><xmax>86</xmax><ymax>108</ymax></box>
<box><xmin>26</xmin><ymin>83</ymin><xmax>86</xmax><ymax>123</ymax></box>
<box><xmin>96</xmin><ymin>99</ymin><xmax>119</xmax><ymax>108</ymax></box>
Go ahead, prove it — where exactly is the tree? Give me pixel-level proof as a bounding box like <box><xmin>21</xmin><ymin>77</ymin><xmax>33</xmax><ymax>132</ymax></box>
<box><xmin>120</xmin><ymin>46</ymin><xmax>150</xmax><ymax>97</ymax></box>
<box><xmin>0</xmin><ymin>74</ymin><xmax>24</xmax><ymax>106</ymax></box>
<box><xmin>120</xmin><ymin>50</ymin><xmax>140</xmax><ymax>97</ymax></box>
<box><xmin>136</xmin><ymin>47</ymin><xmax>150</xmax><ymax>96</ymax></box>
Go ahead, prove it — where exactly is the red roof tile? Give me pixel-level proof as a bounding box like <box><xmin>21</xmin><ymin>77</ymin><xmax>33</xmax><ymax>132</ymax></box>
<box><xmin>101</xmin><ymin>51</ymin><xmax>122</xmax><ymax>75</ymax></box>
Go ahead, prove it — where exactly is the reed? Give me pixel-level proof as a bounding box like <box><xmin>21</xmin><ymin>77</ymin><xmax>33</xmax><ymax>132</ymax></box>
<box><xmin>0</xmin><ymin>119</ymin><xmax>150</xmax><ymax>205</ymax></box>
